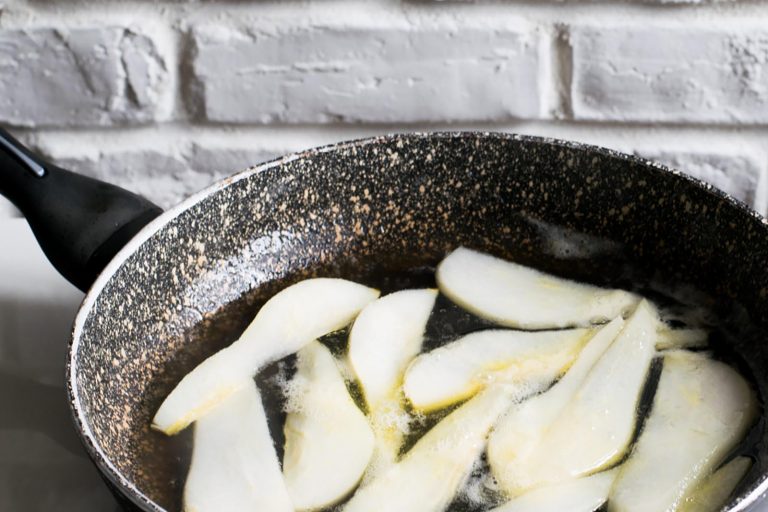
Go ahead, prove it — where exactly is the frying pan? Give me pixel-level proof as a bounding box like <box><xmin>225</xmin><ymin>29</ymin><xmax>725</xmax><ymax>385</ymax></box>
<box><xmin>1</xmin><ymin>129</ymin><xmax>767</xmax><ymax>511</ymax></box>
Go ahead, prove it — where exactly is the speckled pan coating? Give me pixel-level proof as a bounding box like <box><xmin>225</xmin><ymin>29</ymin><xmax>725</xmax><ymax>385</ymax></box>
<box><xmin>67</xmin><ymin>132</ymin><xmax>768</xmax><ymax>511</ymax></box>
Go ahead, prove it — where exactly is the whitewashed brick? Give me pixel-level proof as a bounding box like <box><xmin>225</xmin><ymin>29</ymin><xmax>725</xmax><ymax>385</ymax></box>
<box><xmin>636</xmin><ymin>151</ymin><xmax>766</xmax><ymax>210</ymax></box>
<box><xmin>45</xmin><ymin>145</ymin><xmax>288</xmax><ymax>210</ymax></box>
<box><xmin>641</xmin><ymin>0</ymin><xmax>736</xmax><ymax>3</ymax></box>
<box><xmin>188</xmin><ymin>144</ymin><xmax>284</xmax><ymax>177</ymax></box>
<box><xmin>51</xmin><ymin>151</ymin><xmax>208</xmax><ymax>209</ymax></box>
<box><xmin>571</xmin><ymin>27</ymin><xmax>768</xmax><ymax>123</ymax></box>
<box><xmin>190</xmin><ymin>24</ymin><xmax>542</xmax><ymax>124</ymax></box>
<box><xmin>0</xmin><ymin>28</ymin><xmax>167</xmax><ymax>127</ymax></box>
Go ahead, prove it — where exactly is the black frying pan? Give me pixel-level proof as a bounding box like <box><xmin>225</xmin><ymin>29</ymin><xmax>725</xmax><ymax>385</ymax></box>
<box><xmin>1</xmin><ymin>129</ymin><xmax>767</xmax><ymax>511</ymax></box>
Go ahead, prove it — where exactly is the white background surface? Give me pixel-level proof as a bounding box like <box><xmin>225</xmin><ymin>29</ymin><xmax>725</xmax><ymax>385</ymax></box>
<box><xmin>0</xmin><ymin>219</ymin><xmax>118</xmax><ymax>511</ymax></box>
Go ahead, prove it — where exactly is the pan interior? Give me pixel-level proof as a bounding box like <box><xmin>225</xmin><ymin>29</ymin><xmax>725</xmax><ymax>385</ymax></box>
<box><xmin>70</xmin><ymin>133</ymin><xmax>768</xmax><ymax>511</ymax></box>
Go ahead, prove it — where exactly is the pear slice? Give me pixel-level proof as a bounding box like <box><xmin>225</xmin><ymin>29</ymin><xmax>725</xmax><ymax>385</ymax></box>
<box><xmin>342</xmin><ymin>385</ymin><xmax>513</xmax><ymax>512</ymax></box>
<box><xmin>656</xmin><ymin>327</ymin><xmax>708</xmax><ymax>351</ymax></box>
<box><xmin>487</xmin><ymin>316</ymin><xmax>624</xmax><ymax>493</ymax></box>
<box><xmin>507</xmin><ymin>301</ymin><xmax>657</xmax><ymax>492</ymax></box>
<box><xmin>490</xmin><ymin>301</ymin><xmax>656</xmax><ymax>495</ymax></box>
<box><xmin>679</xmin><ymin>456</ymin><xmax>752</xmax><ymax>512</ymax></box>
<box><xmin>610</xmin><ymin>350</ymin><xmax>757</xmax><ymax>512</ymax></box>
<box><xmin>283</xmin><ymin>341</ymin><xmax>375</xmax><ymax>511</ymax></box>
<box><xmin>348</xmin><ymin>289</ymin><xmax>437</xmax><ymax>468</ymax></box>
<box><xmin>183</xmin><ymin>381</ymin><xmax>292</xmax><ymax>512</ymax></box>
<box><xmin>403</xmin><ymin>328</ymin><xmax>594</xmax><ymax>412</ymax></box>
<box><xmin>489</xmin><ymin>470</ymin><xmax>617</xmax><ymax>512</ymax></box>
<box><xmin>436</xmin><ymin>247</ymin><xmax>638</xmax><ymax>329</ymax></box>
<box><xmin>153</xmin><ymin>278</ymin><xmax>380</xmax><ymax>435</ymax></box>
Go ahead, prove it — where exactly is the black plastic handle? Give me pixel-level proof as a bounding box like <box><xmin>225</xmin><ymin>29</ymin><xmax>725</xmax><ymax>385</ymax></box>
<box><xmin>0</xmin><ymin>128</ymin><xmax>163</xmax><ymax>292</ymax></box>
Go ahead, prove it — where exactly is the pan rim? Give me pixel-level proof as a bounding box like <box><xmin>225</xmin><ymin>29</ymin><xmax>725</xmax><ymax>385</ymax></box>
<box><xmin>65</xmin><ymin>130</ymin><xmax>768</xmax><ymax>511</ymax></box>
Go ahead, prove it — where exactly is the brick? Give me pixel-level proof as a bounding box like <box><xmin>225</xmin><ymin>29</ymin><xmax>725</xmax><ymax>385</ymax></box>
<box><xmin>639</xmin><ymin>0</ymin><xmax>735</xmax><ymax>3</ymax></box>
<box><xmin>52</xmin><ymin>151</ymin><xmax>206</xmax><ymax>209</ymax></box>
<box><xmin>636</xmin><ymin>151</ymin><xmax>766</xmax><ymax>211</ymax></box>
<box><xmin>46</xmin><ymin>145</ymin><xmax>288</xmax><ymax>210</ymax></box>
<box><xmin>0</xmin><ymin>28</ymin><xmax>167</xmax><ymax>127</ymax></box>
<box><xmin>190</xmin><ymin>23</ymin><xmax>542</xmax><ymax>124</ymax></box>
<box><xmin>571</xmin><ymin>27</ymin><xmax>768</xmax><ymax>123</ymax></box>
<box><xmin>188</xmin><ymin>144</ymin><xmax>284</xmax><ymax>177</ymax></box>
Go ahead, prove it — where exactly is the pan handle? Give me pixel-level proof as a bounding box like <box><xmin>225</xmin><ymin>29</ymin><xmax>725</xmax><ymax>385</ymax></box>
<box><xmin>0</xmin><ymin>128</ymin><xmax>163</xmax><ymax>292</ymax></box>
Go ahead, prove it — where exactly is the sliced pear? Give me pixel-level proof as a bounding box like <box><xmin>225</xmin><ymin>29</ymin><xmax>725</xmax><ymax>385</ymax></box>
<box><xmin>349</xmin><ymin>289</ymin><xmax>438</xmax><ymax>408</ymax></box>
<box><xmin>403</xmin><ymin>328</ymin><xmax>594</xmax><ymax>412</ymax></box>
<box><xmin>489</xmin><ymin>470</ymin><xmax>617</xmax><ymax>512</ymax></box>
<box><xmin>490</xmin><ymin>301</ymin><xmax>656</xmax><ymax>495</ymax></box>
<box><xmin>610</xmin><ymin>350</ymin><xmax>757</xmax><ymax>512</ymax></box>
<box><xmin>184</xmin><ymin>381</ymin><xmax>292</xmax><ymax>512</ymax></box>
<box><xmin>283</xmin><ymin>341</ymin><xmax>375</xmax><ymax>511</ymax></box>
<box><xmin>508</xmin><ymin>301</ymin><xmax>657</xmax><ymax>492</ymax></box>
<box><xmin>343</xmin><ymin>385</ymin><xmax>513</xmax><ymax>512</ymax></box>
<box><xmin>487</xmin><ymin>317</ymin><xmax>624</xmax><ymax>493</ymax></box>
<box><xmin>656</xmin><ymin>327</ymin><xmax>708</xmax><ymax>351</ymax></box>
<box><xmin>436</xmin><ymin>247</ymin><xmax>638</xmax><ymax>329</ymax></box>
<box><xmin>348</xmin><ymin>289</ymin><xmax>437</xmax><ymax>467</ymax></box>
<box><xmin>153</xmin><ymin>278</ymin><xmax>380</xmax><ymax>435</ymax></box>
<box><xmin>679</xmin><ymin>456</ymin><xmax>752</xmax><ymax>512</ymax></box>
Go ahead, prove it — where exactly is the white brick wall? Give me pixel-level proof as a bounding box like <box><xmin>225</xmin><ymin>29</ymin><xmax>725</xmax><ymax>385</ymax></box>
<box><xmin>191</xmin><ymin>22</ymin><xmax>543</xmax><ymax>123</ymax></box>
<box><xmin>2</xmin><ymin>1</ymin><xmax>768</xmax><ymax>216</ymax></box>
<box><xmin>571</xmin><ymin>26</ymin><xmax>768</xmax><ymax>124</ymax></box>
<box><xmin>0</xmin><ymin>27</ymin><xmax>168</xmax><ymax>126</ymax></box>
